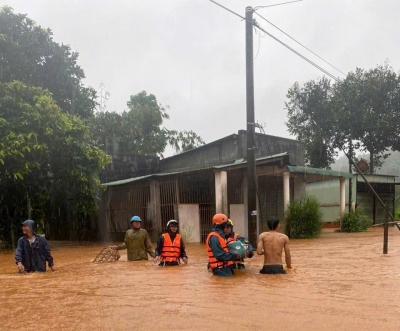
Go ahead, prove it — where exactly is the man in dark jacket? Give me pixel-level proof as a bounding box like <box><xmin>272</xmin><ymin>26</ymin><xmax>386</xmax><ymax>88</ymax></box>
<box><xmin>154</xmin><ymin>220</ymin><xmax>188</xmax><ymax>266</ymax></box>
<box><xmin>15</xmin><ymin>220</ymin><xmax>55</xmax><ymax>273</ymax></box>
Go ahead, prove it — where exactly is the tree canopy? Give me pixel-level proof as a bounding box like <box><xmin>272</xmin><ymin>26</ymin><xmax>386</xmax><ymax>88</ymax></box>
<box><xmin>286</xmin><ymin>63</ymin><xmax>400</xmax><ymax>173</ymax></box>
<box><xmin>0</xmin><ymin>6</ymin><xmax>96</xmax><ymax>118</ymax></box>
<box><xmin>0</xmin><ymin>82</ymin><xmax>110</xmax><ymax>244</ymax></box>
<box><xmin>90</xmin><ymin>91</ymin><xmax>205</xmax><ymax>157</ymax></box>
<box><xmin>0</xmin><ymin>7</ymin><xmax>204</xmax><ymax>245</ymax></box>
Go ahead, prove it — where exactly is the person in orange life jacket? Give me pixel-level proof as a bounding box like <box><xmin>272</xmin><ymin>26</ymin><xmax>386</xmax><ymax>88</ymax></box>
<box><xmin>154</xmin><ymin>220</ymin><xmax>188</xmax><ymax>266</ymax></box>
<box><xmin>206</xmin><ymin>213</ymin><xmax>241</xmax><ymax>277</ymax></box>
<box><xmin>224</xmin><ymin>219</ymin><xmax>254</xmax><ymax>270</ymax></box>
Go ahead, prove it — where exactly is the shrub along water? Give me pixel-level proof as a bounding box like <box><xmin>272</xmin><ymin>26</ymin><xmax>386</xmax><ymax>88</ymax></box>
<box><xmin>285</xmin><ymin>195</ymin><xmax>322</xmax><ymax>239</ymax></box>
<box><xmin>342</xmin><ymin>209</ymin><xmax>372</xmax><ymax>233</ymax></box>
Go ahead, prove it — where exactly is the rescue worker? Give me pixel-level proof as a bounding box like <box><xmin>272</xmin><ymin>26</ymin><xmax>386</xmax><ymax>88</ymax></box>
<box><xmin>112</xmin><ymin>216</ymin><xmax>155</xmax><ymax>261</ymax></box>
<box><xmin>206</xmin><ymin>213</ymin><xmax>240</xmax><ymax>277</ymax></box>
<box><xmin>224</xmin><ymin>219</ymin><xmax>254</xmax><ymax>269</ymax></box>
<box><xmin>15</xmin><ymin>220</ymin><xmax>56</xmax><ymax>273</ymax></box>
<box><xmin>154</xmin><ymin>220</ymin><xmax>188</xmax><ymax>266</ymax></box>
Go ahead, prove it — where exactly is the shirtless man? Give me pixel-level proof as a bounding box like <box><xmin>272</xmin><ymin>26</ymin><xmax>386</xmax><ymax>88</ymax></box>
<box><xmin>257</xmin><ymin>216</ymin><xmax>291</xmax><ymax>274</ymax></box>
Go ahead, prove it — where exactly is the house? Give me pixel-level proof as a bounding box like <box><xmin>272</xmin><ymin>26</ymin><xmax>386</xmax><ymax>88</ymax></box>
<box><xmin>97</xmin><ymin>130</ymin><xmax>352</xmax><ymax>244</ymax></box>
<box><xmin>306</xmin><ymin>173</ymin><xmax>396</xmax><ymax>225</ymax></box>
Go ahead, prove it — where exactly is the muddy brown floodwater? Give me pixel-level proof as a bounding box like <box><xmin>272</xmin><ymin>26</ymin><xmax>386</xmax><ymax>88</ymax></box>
<box><xmin>1</xmin><ymin>228</ymin><xmax>400</xmax><ymax>331</ymax></box>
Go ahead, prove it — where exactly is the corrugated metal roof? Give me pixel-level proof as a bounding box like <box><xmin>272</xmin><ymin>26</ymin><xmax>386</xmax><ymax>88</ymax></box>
<box><xmin>286</xmin><ymin>165</ymin><xmax>353</xmax><ymax>178</ymax></box>
<box><xmin>102</xmin><ymin>153</ymin><xmax>290</xmax><ymax>187</ymax></box>
<box><xmin>101</xmin><ymin>167</ymin><xmax>214</xmax><ymax>187</ymax></box>
<box><xmin>213</xmin><ymin>153</ymin><xmax>288</xmax><ymax>169</ymax></box>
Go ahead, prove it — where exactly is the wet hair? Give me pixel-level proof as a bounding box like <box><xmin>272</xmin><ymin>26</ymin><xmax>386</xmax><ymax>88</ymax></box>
<box><xmin>267</xmin><ymin>217</ymin><xmax>280</xmax><ymax>230</ymax></box>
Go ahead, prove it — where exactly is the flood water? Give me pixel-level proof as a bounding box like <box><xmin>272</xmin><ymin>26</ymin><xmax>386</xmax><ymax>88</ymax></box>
<box><xmin>1</xmin><ymin>227</ymin><xmax>400</xmax><ymax>331</ymax></box>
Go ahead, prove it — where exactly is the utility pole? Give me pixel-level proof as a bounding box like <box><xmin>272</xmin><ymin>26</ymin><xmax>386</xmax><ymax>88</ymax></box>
<box><xmin>384</xmin><ymin>209</ymin><xmax>389</xmax><ymax>254</ymax></box>
<box><xmin>348</xmin><ymin>140</ymin><xmax>353</xmax><ymax>215</ymax></box>
<box><xmin>245</xmin><ymin>6</ymin><xmax>257</xmax><ymax>245</ymax></box>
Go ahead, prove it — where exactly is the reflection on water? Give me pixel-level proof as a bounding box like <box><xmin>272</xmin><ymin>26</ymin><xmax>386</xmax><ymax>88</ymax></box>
<box><xmin>1</xmin><ymin>228</ymin><xmax>400</xmax><ymax>331</ymax></box>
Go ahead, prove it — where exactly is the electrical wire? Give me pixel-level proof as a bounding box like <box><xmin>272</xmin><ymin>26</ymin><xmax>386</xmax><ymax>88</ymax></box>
<box><xmin>254</xmin><ymin>11</ymin><xmax>346</xmax><ymax>76</ymax></box>
<box><xmin>255</xmin><ymin>0</ymin><xmax>303</xmax><ymax>10</ymax></box>
<box><xmin>254</xmin><ymin>22</ymin><xmax>341</xmax><ymax>82</ymax></box>
<box><xmin>208</xmin><ymin>0</ymin><xmax>245</xmax><ymax>20</ymax></box>
<box><xmin>208</xmin><ymin>0</ymin><xmax>342</xmax><ymax>82</ymax></box>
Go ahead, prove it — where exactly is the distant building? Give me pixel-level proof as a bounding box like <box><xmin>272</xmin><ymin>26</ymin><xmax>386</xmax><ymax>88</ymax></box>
<box><xmin>307</xmin><ymin>174</ymin><xmax>396</xmax><ymax>225</ymax></box>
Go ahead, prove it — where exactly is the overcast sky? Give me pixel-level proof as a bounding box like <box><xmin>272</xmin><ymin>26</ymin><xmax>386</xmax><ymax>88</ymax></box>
<box><xmin>5</xmin><ymin>0</ymin><xmax>400</xmax><ymax>156</ymax></box>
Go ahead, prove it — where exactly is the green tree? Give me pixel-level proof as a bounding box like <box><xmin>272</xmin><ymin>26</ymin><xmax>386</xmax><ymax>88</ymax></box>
<box><xmin>168</xmin><ymin>130</ymin><xmax>205</xmax><ymax>154</ymax></box>
<box><xmin>285</xmin><ymin>77</ymin><xmax>336</xmax><ymax>168</ymax></box>
<box><xmin>91</xmin><ymin>91</ymin><xmax>205</xmax><ymax>157</ymax></box>
<box><xmin>0</xmin><ymin>6</ymin><xmax>96</xmax><ymax>119</ymax></box>
<box><xmin>286</xmin><ymin>64</ymin><xmax>400</xmax><ymax>172</ymax></box>
<box><xmin>0</xmin><ymin>81</ymin><xmax>110</xmax><ymax>245</ymax></box>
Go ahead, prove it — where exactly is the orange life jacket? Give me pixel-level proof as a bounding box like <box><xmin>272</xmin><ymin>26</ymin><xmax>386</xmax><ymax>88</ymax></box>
<box><xmin>206</xmin><ymin>231</ymin><xmax>235</xmax><ymax>270</ymax></box>
<box><xmin>160</xmin><ymin>233</ymin><xmax>181</xmax><ymax>262</ymax></box>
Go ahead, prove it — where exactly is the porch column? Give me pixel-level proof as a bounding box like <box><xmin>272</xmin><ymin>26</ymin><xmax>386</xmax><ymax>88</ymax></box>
<box><xmin>283</xmin><ymin>171</ymin><xmax>290</xmax><ymax>218</ymax></box>
<box><xmin>215</xmin><ymin>171</ymin><xmax>228</xmax><ymax>215</ymax></box>
<box><xmin>339</xmin><ymin>178</ymin><xmax>346</xmax><ymax>231</ymax></box>
<box><xmin>149</xmin><ymin>180</ymin><xmax>162</xmax><ymax>242</ymax></box>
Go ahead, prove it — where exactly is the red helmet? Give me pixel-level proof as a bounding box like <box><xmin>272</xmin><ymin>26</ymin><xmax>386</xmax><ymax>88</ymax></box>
<box><xmin>212</xmin><ymin>213</ymin><xmax>228</xmax><ymax>225</ymax></box>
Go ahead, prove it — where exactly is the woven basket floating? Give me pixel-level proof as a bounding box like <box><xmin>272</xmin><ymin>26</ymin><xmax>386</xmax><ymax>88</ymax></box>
<box><xmin>93</xmin><ymin>247</ymin><xmax>120</xmax><ymax>263</ymax></box>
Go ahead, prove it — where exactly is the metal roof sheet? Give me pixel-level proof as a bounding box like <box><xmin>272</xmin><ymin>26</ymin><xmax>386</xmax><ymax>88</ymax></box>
<box><xmin>102</xmin><ymin>153</ymin><xmax>290</xmax><ymax>187</ymax></box>
<box><xmin>286</xmin><ymin>165</ymin><xmax>353</xmax><ymax>178</ymax></box>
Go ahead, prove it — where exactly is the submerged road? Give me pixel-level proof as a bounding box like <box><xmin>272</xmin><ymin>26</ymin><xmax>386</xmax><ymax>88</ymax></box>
<box><xmin>1</xmin><ymin>228</ymin><xmax>400</xmax><ymax>331</ymax></box>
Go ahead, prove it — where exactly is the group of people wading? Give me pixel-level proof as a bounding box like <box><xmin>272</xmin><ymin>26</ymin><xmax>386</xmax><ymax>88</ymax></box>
<box><xmin>109</xmin><ymin>213</ymin><xmax>291</xmax><ymax>277</ymax></box>
<box><xmin>14</xmin><ymin>214</ymin><xmax>292</xmax><ymax>277</ymax></box>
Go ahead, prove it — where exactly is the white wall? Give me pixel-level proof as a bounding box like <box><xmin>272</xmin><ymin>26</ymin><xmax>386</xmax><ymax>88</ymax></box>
<box><xmin>230</xmin><ymin>204</ymin><xmax>247</xmax><ymax>238</ymax></box>
<box><xmin>178</xmin><ymin>204</ymin><xmax>200</xmax><ymax>243</ymax></box>
<box><xmin>293</xmin><ymin>177</ymin><xmax>306</xmax><ymax>200</ymax></box>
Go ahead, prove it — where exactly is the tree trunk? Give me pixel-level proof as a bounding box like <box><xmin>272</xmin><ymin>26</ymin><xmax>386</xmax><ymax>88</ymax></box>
<box><xmin>369</xmin><ymin>151</ymin><xmax>374</xmax><ymax>174</ymax></box>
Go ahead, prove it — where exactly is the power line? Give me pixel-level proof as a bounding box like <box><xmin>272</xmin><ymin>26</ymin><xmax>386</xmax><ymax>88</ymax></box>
<box><xmin>254</xmin><ymin>22</ymin><xmax>341</xmax><ymax>81</ymax></box>
<box><xmin>255</xmin><ymin>0</ymin><xmax>303</xmax><ymax>10</ymax></box>
<box><xmin>208</xmin><ymin>0</ymin><xmax>245</xmax><ymax>20</ymax></box>
<box><xmin>254</xmin><ymin>11</ymin><xmax>346</xmax><ymax>76</ymax></box>
<box><xmin>208</xmin><ymin>0</ymin><xmax>341</xmax><ymax>81</ymax></box>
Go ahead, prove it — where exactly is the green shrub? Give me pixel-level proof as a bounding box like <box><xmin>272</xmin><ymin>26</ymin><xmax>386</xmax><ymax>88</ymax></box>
<box><xmin>285</xmin><ymin>195</ymin><xmax>322</xmax><ymax>239</ymax></box>
<box><xmin>342</xmin><ymin>209</ymin><xmax>372</xmax><ymax>233</ymax></box>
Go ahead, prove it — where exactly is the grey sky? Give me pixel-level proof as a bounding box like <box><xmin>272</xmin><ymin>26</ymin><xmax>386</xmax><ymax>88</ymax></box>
<box><xmin>5</xmin><ymin>0</ymin><xmax>400</xmax><ymax>156</ymax></box>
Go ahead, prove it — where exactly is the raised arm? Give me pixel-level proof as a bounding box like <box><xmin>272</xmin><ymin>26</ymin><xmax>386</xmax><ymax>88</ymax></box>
<box><xmin>284</xmin><ymin>236</ymin><xmax>292</xmax><ymax>269</ymax></box>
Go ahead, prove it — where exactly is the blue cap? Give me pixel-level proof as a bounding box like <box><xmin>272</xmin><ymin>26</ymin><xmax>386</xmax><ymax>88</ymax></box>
<box><xmin>130</xmin><ymin>216</ymin><xmax>141</xmax><ymax>223</ymax></box>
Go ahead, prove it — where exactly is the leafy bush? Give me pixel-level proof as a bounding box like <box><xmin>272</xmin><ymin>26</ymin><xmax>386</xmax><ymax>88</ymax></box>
<box><xmin>285</xmin><ymin>195</ymin><xmax>322</xmax><ymax>239</ymax></box>
<box><xmin>342</xmin><ymin>209</ymin><xmax>372</xmax><ymax>233</ymax></box>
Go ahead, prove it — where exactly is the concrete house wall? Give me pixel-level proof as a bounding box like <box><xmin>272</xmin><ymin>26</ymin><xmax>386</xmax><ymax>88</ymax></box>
<box><xmin>160</xmin><ymin>130</ymin><xmax>305</xmax><ymax>173</ymax></box>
